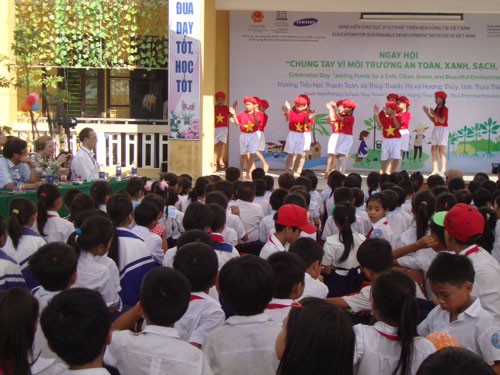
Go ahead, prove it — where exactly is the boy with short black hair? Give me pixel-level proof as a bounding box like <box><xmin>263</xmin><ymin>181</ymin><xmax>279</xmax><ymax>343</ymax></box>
<box><xmin>204</xmin><ymin>256</ymin><xmax>280</xmax><ymax>374</ymax></box>
<box><xmin>251</xmin><ymin>167</ymin><xmax>265</xmax><ymax>181</ymax></box>
<box><xmin>288</xmin><ymin>237</ymin><xmax>328</xmax><ymax>299</ymax></box>
<box><xmin>131</xmin><ymin>201</ymin><xmax>165</xmax><ymax>264</ymax></box>
<box><xmin>225</xmin><ymin>167</ymin><xmax>240</xmax><ymax>182</ymax></box>
<box><xmin>104</xmin><ymin>267</ymin><xmax>212</xmax><ymax>374</ymax></box>
<box><xmin>277</xmin><ymin>172</ymin><xmax>295</xmax><ymax>190</ymax></box>
<box><xmin>328</xmin><ymin>238</ymin><xmax>394</xmax><ymax>313</ymax></box>
<box><xmin>444</xmin><ymin>203</ymin><xmax>500</xmax><ymax>320</ymax></box>
<box><xmin>454</xmin><ymin>188</ymin><xmax>473</xmax><ymax>205</ymax></box>
<box><xmin>258</xmin><ymin>188</ymin><xmax>288</xmax><ymax>243</ymax></box>
<box><xmin>259</xmin><ymin>204</ymin><xmax>316</xmax><ymax>260</ymax></box>
<box><xmin>253</xmin><ymin>178</ymin><xmax>272</xmax><ymax>215</ymax></box>
<box><xmin>162</xmin><ymin>227</ymin><xmax>214</xmax><ymax>268</ymax></box>
<box><xmin>206</xmin><ymin>203</ymin><xmax>240</xmax><ymax>268</ymax></box>
<box><xmin>473</xmin><ymin>187</ymin><xmax>491</xmax><ymax>209</ymax></box>
<box><xmin>418</xmin><ymin>252</ymin><xmax>500</xmax><ymax>372</ymax></box>
<box><xmin>265</xmin><ymin>252</ymin><xmax>305</xmax><ymax>323</ymax></box>
<box><xmin>41</xmin><ymin>288</ymin><xmax>111</xmax><ymax>373</ymax></box>
<box><xmin>173</xmin><ymin>243</ymin><xmax>225</xmax><ymax>348</ymax></box>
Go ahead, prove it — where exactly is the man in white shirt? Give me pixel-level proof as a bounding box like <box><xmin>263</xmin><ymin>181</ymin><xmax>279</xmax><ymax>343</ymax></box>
<box><xmin>71</xmin><ymin>127</ymin><xmax>99</xmax><ymax>181</ymax></box>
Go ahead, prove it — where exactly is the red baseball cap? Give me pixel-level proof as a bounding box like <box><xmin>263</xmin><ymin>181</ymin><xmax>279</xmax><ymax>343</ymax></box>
<box><xmin>260</xmin><ymin>99</ymin><xmax>269</xmax><ymax>109</ymax></box>
<box><xmin>386</xmin><ymin>102</ymin><xmax>401</xmax><ymax>112</ymax></box>
<box><xmin>398</xmin><ymin>96</ymin><xmax>410</xmax><ymax>106</ymax></box>
<box><xmin>435</xmin><ymin>91</ymin><xmax>448</xmax><ymax>99</ymax></box>
<box><xmin>243</xmin><ymin>96</ymin><xmax>258</xmax><ymax>104</ymax></box>
<box><xmin>387</xmin><ymin>93</ymin><xmax>399</xmax><ymax>101</ymax></box>
<box><xmin>444</xmin><ymin>203</ymin><xmax>484</xmax><ymax>243</ymax></box>
<box><xmin>276</xmin><ymin>204</ymin><xmax>317</xmax><ymax>234</ymax></box>
<box><xmin>215</xmin><ymin>91</ymin><xmax>226</xmax><ymax>99</ymax></box>
<box><xmin>342</xmin><ymin>99</ymin><xmax>357</xmax><ymax>109</ymax></box>
<box><xmin>294</xmin><ymin>96</ymin><xmax>308</xmax><ymax>106</ymax></box>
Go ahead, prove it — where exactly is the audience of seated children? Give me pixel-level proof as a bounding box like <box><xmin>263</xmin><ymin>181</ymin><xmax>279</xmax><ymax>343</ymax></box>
<box><xmin>29</xmin><ymin>242</ymin><xmax>78</xmax><ymax>363</ymax></box>
<box><xmin>260</xmin><ymin>204</ymin><xmax>315</xmax><ymax>260</ymax></box>
<box><xmin>301</xmin><ymin>169</ymin><xmax>324</xmax><ymax>218</ymax></box>
<box><xmin>173</xmin><ymin>242</ymin><xmax>225</xmax><ymax>348</ymax></box>
<box><xmin>69</xmin><ymin>215</ymin><xmax>121</xmax><ymax>313</ymax></box>
<box><xmin>205</xmin><ymin>191</ymin><xmax>238</xmax><ymax>246</ymax></box>
<box><xmin>104</xmin><ymin>267</ymin><xmax>212</xmax><ymax>374</ymax></box>
<box><xmin>158</xmin><ymin>187</ymin><xmax>184</xmax><ymax>248</ymax></box>
<box><xmin>90</xmin><ymin>180</ymin><xmax>113</xmax><ymax>212</ymax></box>
<box><xmin>435</xmin><ymin>191</ymin><xmax>457</xmax><ymax>212</ymax></box>
<box><xmin>206</xmin><ymin>203</ymin><xmax>240</xmax><ymax>269</ymax></box>
<box><xmin>125</xmin><ymin>176</ymin><xmax>146</xmax><ymax>209</ymax></box>
<box><xmin>353</xmin><ymin>270</ymin><xmax>436</xmax><ymax>374</ymax></box>
<box><xmin>203</xmin><ymin>256</ymin><xmax>281</xmax><ymax>374</ymax></box>
<box><xmin>365</xmin><ymin>192</ymin><xmax>395</xmax><ymax>246</ymax></box>
<box><xmin>131</xmin><ymin>201</ymin><xmax>165</xmax><ymax>264</ymax></box>
<box><xmin>36</xmin><ymin>183</ymin><xmax>75</xmax><ymax>243</ymax></box>
<box><xmin>231</xmin><ymin>181</ymin><xmax>265</xmax><ymax>255</ymax></box>
<box><xmin>288</xmin><ymin>238</ymin><xmax>328</xmax><ymax>299</ymax></box>
<box><xmin>107</xmin><ymin>194</ymin><xmax>157</xmax><ymax>307</ymax></box>
<box><xmin>162</xmin><ymin>203</ymin><xmax>214</xmax><ymax>267</ymax></box>
<box><xmin>253</xmin><ymin>178</ymin><xmax>272</xmax><ymax>215</ymax></box>
<box><xmin>443</xmin><ymin>203</ymin><xmax>500</xmax><ymax>319</ymax></box>
<box><xmin>262</xmin><ymin>174</ymin><xmax>274</xmax><ymax>201</ymax></box>
<box><xmin>213</xmin><ymin>180</ymin><xmax>248</xmax><ymax>243</ymax></box>
<box><xmin>275</xmin><ymin>297</ymin><xmax>355</xmax><ymax>375</ymax></box>
<box><xmin>417</xmin><ymin>347</ymin><xmax>496</xmax><ymax>375</ymax></box>
<box><xmin>387</xmin><ymin>185</ymin><xmax>413</xmax><ymax>230</ymax></box>
<box><xmin>62</xmin><ymin>188</ymin><xmax>83</xmax><ymax>219</ymax></box>
<box><xmin>3</xmin><ymin>197</ymin><xmax>46</xmax><ymax>290</ymax></box>
<box><xmin>278</xmin><ymin>172</ymin><xmax>295</xmax><ymax>191</ymax></box>
<box><xmin>352</xmin><ymin>187</ymin><xmax>372</xmax><ymax>235</ymax></box>
<box><xmin>264</xmin><ymin>252</ymin><xmax>306</xmax><ymax>324</ymax></box>
<box><xmin>322</xmin><ymin>204</ymin><xmax>366</xmax><ymax>297</ymax></box>
<box><xmin>0</xmin><ymin>216</ymin><xmax>26</xmax><ymax>290</ymax></box>
<box><xmin>0</xmin><ymin>288</ymin><xmax>65</xmax><ymax>375</ymax></box>
<box><xmin>141</xmin><ymin>192</ymin><xmax>168</xmax><ymax>245</ymax></box>
<box><xmin>418</xmin><ymin>252</ymin><xmax>500</xmax><ymax>373</ymax></box>
<box><xmin>492</xmin><ymin>194</ymin><xmax>500</xmax><ymax>263</ymax></box>
<box><xmin>67</xmin><ymin>193</ymin><xmax>95</xmax><ymax>223</ymax></box>
<box><xmin>41</xmin><ymin>288</ymin><xmax>111</xmax><ymax>374</ymax></box>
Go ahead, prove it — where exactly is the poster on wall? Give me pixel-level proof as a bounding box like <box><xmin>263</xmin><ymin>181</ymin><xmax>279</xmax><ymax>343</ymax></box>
<box><xmin>168</xmin><ymin>1</ymin><xmax>201</xmax><ymax>140</ymax></box>
<box><xmin>229</xmin><ymin>11</ymin><xmax>500</xmax><ymax>173</ymax></box>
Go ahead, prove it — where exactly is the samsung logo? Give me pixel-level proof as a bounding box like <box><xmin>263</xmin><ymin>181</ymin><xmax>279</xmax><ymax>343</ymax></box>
<box><xmin>293</xmin><ymin>18</ymin><xmax>318</xmax><ymax>27</ymax></box>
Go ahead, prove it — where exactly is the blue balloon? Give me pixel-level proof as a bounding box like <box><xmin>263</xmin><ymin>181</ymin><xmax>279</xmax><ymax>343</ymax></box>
<box><xmin>31</xmin><ymin>103</ymin><xmax>40</xmax><ymax>111</ymax></box>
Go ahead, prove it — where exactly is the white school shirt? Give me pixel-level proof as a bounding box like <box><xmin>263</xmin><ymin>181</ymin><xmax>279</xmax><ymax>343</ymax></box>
<box><xmin>162</xmin><ymin>246</ymin><xmax>178</xmax><ymax>268</ymax></box>
<box><xmin>31</xmin><ymin>356</ymin><xmax>66</xmax><ymax>375</ymax></box>
<box><xmin>366</xmin><ymin>217</ymin><xmax>396</xmax><ymax>249</ymax></box>
<box><xmin>222</xmin><ymin>226</ymin><xmax>238</xmax><ymax>246</ymax></box>
<box><xmin>301</xmin><ymin>272</ymin><xmax>328</xmax><ymax>299</ymax></box>
<box><xmin>418</xmin><ymin>298</ymin><xmax>500</xmax><ymax>363</ymax></box>
<box><xmin>231</xmin><ymin>199</ymin><xmax>264</xmax><ymax>242</ymax></box>
<box><xmin>386</xmin><ymin>210</ymin><xmax>411</xmax><ymax>241</ymax></box>
<box><xmin>353</xmin><ymin>321</ymin><xmax>436</xmax><ymax>375</ymax></box>
<box><xmin>211</xmin><ymin>233</ymin><xmax>240</xmax><ymax>270</ymax></box>
<box><xmin>131</xmin><ymin>225</ymin><xmax>164</xmax><ymax>264</ymax></box>
<box><xmin>226</xmin><ymin>210</ymin><xmax>247</xmax><ymax>243</ymax></box>
<box><xmin>355</xmin><ymin>208</ymin><xmax>372</xmax><ymax>236</ymax></box>
<box><xmin>96</xmin><ymin>254</ymin><xmax>121</xmax><ymax>295</ymax></box>
<box><xmin>402</xmin><ymin>199</ymin><xmax>412</xmax><ymax>215</ymax></box>
<box><xmin>322</xmin><ymin>215</ymin><xmax>368</xmax><ymax>241</ymax></box>
<box><xmin>264</xmin><ymin>298</ymin><xmax>294</xmax><ymax>325</ymax></box>
<box><xmin>70</xmin><ymin>146</ymin><xmax>99</xmax><ymax>181</ymax></box>
<box><xmin>104</xmin><ymin>325</ymin><xmax>212</xmax><ymax>375</ymax></box>
<box><xmin>175</xmin><ymin>291</ymin><xmax>225</xmax><ymax>346</ymax></box>
<box><xmin>259</xmin><ymin>234</ymin><xmax>288</xmax><ymax>260</ymax></box>
<box><xmin>492</xmin><ymin>219</ymin><xmax>500</xmax><ymax>264</ymax></box>
<box><xmin>458</xmin><ymin>245</ymin><xmax>500</xmax><ymax>320</ymax></box>
<box><xmin>258</xmin><ymin>210</ymin><xmax>276</xmax><ymax>243</ymax></box>
<box><xmin>310</xmin><ymin>190</ymin><xmax>324</xmax><ymax>217</ymax></box>
<box><xmin>323</xmin><ymin>232</ymin><xmax>366</xmax><ymax>270</ymax></box>
<box><xmin>0</xmin><ymin>249</ymin><xmax>26</xmax><ymax>290</ymax></box>
<box><xmin>63</xmin><ymin>369</ymin><xmax>110</xmax><ymax>375</ymax></box>
<box><xmin>74</xmin><ymin>251</ymin><xmax>121</xmax><ymax>308</ymax></box>
<box><xmin>203</xmin><ymin>313</ymin><xmax>281</xmax><ymax>375</ymax></box>
<box><xmin>41</xmin><ymin>211</ymin><xmax>75</xmax><ymax>243</ymax></box>
<box><xmin>3</xmin><ymin>228</ymin><xmax>47</xmax><ymax>289</ymax></box>
<box><xmin>254</xmin><ymin>195</ymin><xmax>272</xmax><ymax>216</ymax></box>
<box><xmin>159</xmin><ymin>205</ymin><xmax>185</xmax><ymax>240</ymax></box>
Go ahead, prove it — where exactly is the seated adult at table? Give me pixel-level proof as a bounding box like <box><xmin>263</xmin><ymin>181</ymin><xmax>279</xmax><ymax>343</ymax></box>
<box><xmin>70</xmin><ymin>127</ymin><xmax>99</xmax><ymax>181</ymax></box>
<box><xmin>29</xmin><ymin>135</ymin><xmax>71</xmax><ymax>179</ymax></box>
<box><xmin>0</xmin><ymin>137</ymin><xmax>43</xmax><ymax>190</ymax></box>
<box><xmin>0</xmin><ymin>128</ymin><xmax>7</xmax><ymax>155</ymax></box>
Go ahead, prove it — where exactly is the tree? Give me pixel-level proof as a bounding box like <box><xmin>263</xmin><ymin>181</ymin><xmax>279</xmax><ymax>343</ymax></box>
<box><xmin>479</xmin><ymin>117</ymin><xmax>500</xmax><ymax>157</ymax></box>
<box><xmin>470</xmin><ymin>122</ymin><xmax>486</xmax><ymax>156</ymax></box>
<box><xmin>311</xmin><ymin>113</ymin><xmax>331</xmax><ymax>143</ymax></box>
<box><xmin>447</xmin><ymin>131</ymin><xmax>459</xmax><ymax>158</ymax></box>
<box><xmin>364</xmin><ymin>115</ymin><xmax>379</xmax><ymax>150</ymax></box>
<box><xmin>456</xmin><ymin>125</ymin><xmax>474</xmax><ymax>156</ymax></box>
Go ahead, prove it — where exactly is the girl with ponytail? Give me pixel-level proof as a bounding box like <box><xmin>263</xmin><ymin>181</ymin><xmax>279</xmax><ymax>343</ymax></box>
<box><xmin>36</xmin><ymin>183</ymin><xmax>74</xmax><ymax>243</ymax></box>
<box><xmin>353</xmin><ymin>270</ymin><xmax>436</xmax><ymax>374</ymax></box>
<box><xmin>3</xmin><ymin>198</ymin><xmax>45</xmax><ymax>289</ymax></box>
<box><xmin>322</xmin><ymin>204</ymin><xmax>365</xmax><ymax>296</ymax></box>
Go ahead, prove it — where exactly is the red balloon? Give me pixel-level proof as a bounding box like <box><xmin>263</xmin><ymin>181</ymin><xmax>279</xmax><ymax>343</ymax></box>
<box><xmin>21</xmin><ymin>100</ymin><xmax>31</xmax><ymax>112</ymax></box>
<box><xmin>27</xmin><ymin>93</ymin><xmax>39</xmax><ymax>105</ymax></box>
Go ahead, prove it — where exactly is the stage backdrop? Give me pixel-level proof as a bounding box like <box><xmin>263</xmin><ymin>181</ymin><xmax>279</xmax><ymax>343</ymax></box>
<box><xmin>228</xmin><ymin>11</ymin><xmax>500</xmax><ymax>173</ymax></box>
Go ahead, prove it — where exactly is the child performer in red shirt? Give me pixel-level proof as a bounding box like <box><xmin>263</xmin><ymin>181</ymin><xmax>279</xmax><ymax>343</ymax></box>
<box><xmin>397</xmin><ymin>96</ymin><xmax>411</xmax><ymax>160</ymax></box>
<box><xmin>255</xmin><ymin>98</ymin><xmax>270</xmax><ymax>173</ymax></box>
<box><xmin>333</xmin><ymin>99</ymin><xmax>356</xmax><ymax>174</ymax></box>
<box><xmin>297</xmin><ymin>94</ymin><xmax>314</xmax><ymax>175</ymax></box>
<box><xmin>282</xmin><ymin>96</ymin><xmax>313</xmax><ymax>176</ymax></box>
<box><xmin>325</xmin><ymin>100</ymin><xmax>342</xmax><ymax>176</ymax></box>
<box><xmin>423</xmin><ymin>91</ymin><xmax>448</xmax><ymax>176</ymax></box>
<box><xmin>374</xmin><ymin>102</ymin><xmax>401</xmax><ymax>174</ymax></box>
<box><xmin>229</xmin><ymin>97</ymin><xmax>260</xmax><ymax>179</ymax></box>
<box><xmin>214</xmin><ymin>91</ymin><xmax>230</xmax><ymax>170</ymax></box>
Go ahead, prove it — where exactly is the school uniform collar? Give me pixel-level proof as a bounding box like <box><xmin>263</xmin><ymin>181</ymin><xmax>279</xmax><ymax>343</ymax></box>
<box><xmin>140</xmin><ymin>325</ymin><xmax>181</xmax><ymax>339</ymax></box>
<box><xmin>458</xmin><ymin>245</ymin><xmax>481</xmax><ymax>257</ymax></box>
<box><xmin>191</xmin><ymin>290</ymin><xmax>219</xmax><ymax>304</ymax></box>
<box><xmin>374</xmin><ymin>321</ymin><xmax>399</xmax><ymax>339</ymax></box>
<box><xmin>47</xmin><ymin>210</ymin><xmax>61</xmax><ymax>218</ymax></box>
<box><xmin>225</xmin><ymin>313</ymin><xmax>273</xmax><ymax>326</ymax></box>
<box><xmin>372</xmin><ymin>217</ymin><xmax>388</xmax><ymax>227</ymax></box>
<box><xmin>65</xmin><ymin>369</ymin><xmax>111</xmax><ymax>375</ymax></box>
<box><xmin>268</xmin><ymin>234</ymin><xmax>286</xmax><ymax>252</ymax></box>
<box><xmin>34</xmin><ymin>286</ymin><xmax>60</xmax><ymax>301</ymax></box>
<box><xmin>267</xmin><ymin>298</ymin><xmax>294</xmax><ymax>309</ymax></box>
<box><xmin>450</xmin><ymin>297</ymin><xmax>482</xmax><ymax>322</ymax></box>
<box><xmin>386</xmin><ymin>210</ymin><xmax>397</xmax><ymax>217</ymax></box>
